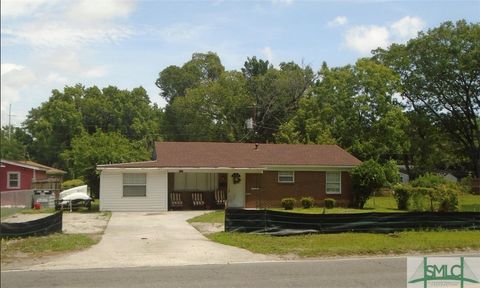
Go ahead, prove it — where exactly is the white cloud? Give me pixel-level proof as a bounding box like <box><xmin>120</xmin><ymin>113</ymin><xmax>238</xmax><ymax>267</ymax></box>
<box><xmin>45</xmin><ymin>50</ymin><xmax>107</xmax><ymax>78</ymax></box>
<box><xmin>1</xmin><ymin>63</ymin><xmax>25</xmax><ymax>76</ymax></box>
<box><xmin>271</xmin><ymin>0</ymin><xmax>294</xmax><ymax>6</ymax></box>
<box><xmin>261</xmin><ymin>46</ymin><xmax>274</xmax><ymax>63</ymax></box>
<box><xmin>84</xmin><ymin>66</ymin><xmax>107</xmax><ymax>78</ymax></box>
<box><xmin>1</xmin><ymin>0</ymin><xmax>135</xmax><ymax>125</ymax></box>
<box><xmin>344</xmin><ymin>16</ymin><xmax>425</xmax><ymax>55</ymax></box>
<box><xmin>1</xmin><ymin>63</ymin><xmax>36</xmax><ymax>86</ymax></box>
<box><xmin>328</xmin><ymin>16</ymin><xmax>348</xmax><ymax>27</ymax></box>
<box><xmin>1</xmin><ymin>0</ymin><xmax>135</xmax><ymax>48</ymax></box>
<box><xmin>158</xmin><ymin>23</ymin><xmax>208</xmax><ymax>43</ymax></box>
<box><xmin>46</xmin><ymin>72</ymin><xmax>68</xmax><ymax>83</ymax></box>
<box><xmin>2</xmin><ymin>22</ymin><xmax>133</xmax><ymax>48</ymax></box>
<box><xmin>65</xmin><ymin>0</ymin><xmax>135</xmax><ymax>22</ymax></box>
<box><xmin>345</xmin><ymin>25</ymin><xmax>389</xmax><ymax>55</ymax></box>
<box><xmin>1</xmin><ymin>63</ymin><xmax>37</xmax><ymax>123</ymax></box>
<box><xmin>390</xmin><ymin>16</ymin><xmax>425</xmax><ymax>40</ymax></box>
<box><xmin>0</xmin><ymin>0</ymin><xmax>57</xmax><ymax>18</ymax></box>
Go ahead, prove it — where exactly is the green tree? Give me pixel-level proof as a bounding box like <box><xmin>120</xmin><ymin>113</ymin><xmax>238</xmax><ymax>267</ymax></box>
<box><xmin>350</xmin><ymin>160</ymin><xmax>387</xmax><ymax>208</ymax></box>
<box><xmin>374</xmin><ymin>20</ymin><xmax>480</xmax><ymax>177</ymax></box>
<box><xmin>403</xmin><ymin>110</ymin><xmax>465</xmax><ymax>177</ymax></box>
<box><xmin>277</xmin><ymin>59</ymin><xmax>410</xmax><ymax>162</ymax></box>
<box><xmin>81</xmin><ymin>86</ymin><xmax>161</xmax><ymax>144</ymax></box>
<box><xmin>62</xmin><ymin>131</ymin><xmax>151</xmax><ymax>197</ymax></box>
<box><xmin>275</xmin><ymin>96</ymin><xmax>336</xmax><ymax>144</ymax></box>
<box><xmin>383</xmin><ymin>159</ymin><xmax>401</xmax><ymax>187</ymax></box>
<box><xmin>245</xmin><ymin>60</ymin><xmax>315</xmax><ymax>142</ymax></box>
<box><xmin>156</xmin><ymin>52</ymin><xmax>225</xmax><ymax>140</ymax></box>
<box><xmin>155</xmin><ymin>52</ymin><xmax>225</xmax><ymax>103</ymax></box>
<box><xmin>0</xmin><ymin>126</ymin><xmax>27</xmax><ymax>160</ymax></box>
<box><xmin>169</xmin><ymin>71</ymin><xmax>253</xmax><ymax>141</ymax></box>
<box><xmin>24</xmin><ymin>87</ymin><xmax>85</xmax><ymax>168</ymax></box>
<box><xmin>23</xmin><ymin>84</ymin><xmax>161</xmax><ymax>171</ymax></box>
<box><xmin>242</xmin><ymin>56</ymin><xmax>271</xmax><ymax>79</ymax></box>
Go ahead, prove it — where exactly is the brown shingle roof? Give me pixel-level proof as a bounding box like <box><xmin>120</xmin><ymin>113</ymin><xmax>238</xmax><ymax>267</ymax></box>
<box><xmin>1</xmin><ymin>159</ymin><xmax>66</xmax><ymax>174</ymax></box>
<box><xmin>98</xmin><ymin>142</ymin><xmax>361</xmax><ymax>169</ymax></box>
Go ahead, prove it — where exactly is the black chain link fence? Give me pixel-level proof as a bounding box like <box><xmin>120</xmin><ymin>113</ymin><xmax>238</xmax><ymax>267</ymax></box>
<box><xmin>225</xmin><ymin>209</ymin><xmax>480</xmax><ymax>236</ymax></box>
<box><xmin>0</xmin><ymin>211</ymin><xmax>63</xmax><ymax>238</ymax></box>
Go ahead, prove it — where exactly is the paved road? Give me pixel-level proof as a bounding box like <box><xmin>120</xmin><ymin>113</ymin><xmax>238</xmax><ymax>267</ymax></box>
<box><xmin>2</xmin><ymin>258</ymin><xmax>406</xmax><ymax>288</ymax></box>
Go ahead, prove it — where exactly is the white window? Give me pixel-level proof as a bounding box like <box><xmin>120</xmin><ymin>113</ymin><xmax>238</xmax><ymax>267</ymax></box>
<box><xmin>7</xmin><ymin>172</ymin><xmax>20</xmax><ymax>189</ymax></box>
<box><xmin>174</xmin><ymin>173</ymin><xmax>218</xmax><ymax>191</ymax></box>
<box><xmin>326</xmin><ymin>171</ymin><xmax>341</xmax><ymax>194</ymax></box>
<box><xmin>278</xmin><ymin>171</ymin><xmax>294</xmax><ymax>183</ymax></box>
<box><xmin>123</xmin><ymin>173</ymin><xmax>146</xmax><ymax>197</ymax></box>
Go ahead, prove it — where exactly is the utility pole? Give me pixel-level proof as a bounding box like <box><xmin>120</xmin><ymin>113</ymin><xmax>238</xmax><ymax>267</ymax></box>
<box><xmin>8</xmin><ymin>104</ymin><xmax>12</xmax><ymax>139</ymax></box>
<box><xmin>252</xmin><ymin>103</ymin><xmax>257</xmax><ymax>143</ymax></box>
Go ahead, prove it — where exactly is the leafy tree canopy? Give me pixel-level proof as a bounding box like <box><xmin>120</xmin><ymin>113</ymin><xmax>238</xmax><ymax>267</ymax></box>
<box><xmin>373</xmin><ymin>20</ymin><xmax>480</xmax><ymax>177</ymax></box>
<box><xmin>155</xmin><ymin>52</ymin><xmax>225</xmax><ymax>103</ymax></box>
<box><xmin>277</xmin><ymin>59</ymin><xmax>410</xmax><ymax>162</ymax></box>
<box><xmin>62</xmin><ymin>130</ymin><xmax>151</xmax><ymax>196</ymax></box>
<box><xmin>0</xmin><ymin>126</ymin><xmax>28</xmax><ymax>160</ymax></box>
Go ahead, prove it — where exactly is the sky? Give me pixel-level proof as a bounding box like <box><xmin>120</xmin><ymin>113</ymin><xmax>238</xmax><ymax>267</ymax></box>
<box><xmin>1</xmin><ymin>0</ymin><xmax>479</xmax><ymax>126</ymax></box>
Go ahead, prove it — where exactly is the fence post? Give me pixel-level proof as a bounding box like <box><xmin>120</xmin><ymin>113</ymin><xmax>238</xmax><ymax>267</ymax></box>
<box><xmin>264</xmin><ymin>208</ymin><xmax>267</xmax><ymax>233</ymax></box>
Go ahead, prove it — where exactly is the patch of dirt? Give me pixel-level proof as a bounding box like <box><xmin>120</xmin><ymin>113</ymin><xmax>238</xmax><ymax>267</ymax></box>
<box><xmin>190</xmin><ymin>222</ymin><xmax>224</xmax><ymax>235</ymax></box>
<box><xmin>2</xmin><ymin>213</ymin><xmax>51</xmax><ymax>223</ymax></box>
<box><xmin>62</xmin><ymin>213</ymin><xmax>110</xmax><ymax>234</ymax></box>
<box><xmin>1</xmin><ymin>234</ymin><xmax>103</xmax><ymax>270</ymax></box>
<box><xmin>2</xmin><ymin>212</ymin><xmax>110</xmax><ymax>234</ymax></box>
<box><xmin>1</xmin><ymin>212</ymin><xmax>109</xmax><ymax>270</ymax></box>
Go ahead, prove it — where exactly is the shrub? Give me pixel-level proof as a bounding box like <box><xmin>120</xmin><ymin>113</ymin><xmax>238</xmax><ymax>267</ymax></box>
<box><xmin>324</xmin><ymin>198</ymin><xmax>336</xmax><ymax>209</ymax></box>
<box><xmin>350</xmin><ymin>160</ymin><xmax>387</xmax><ymax>209</ymax></box>
<box><xmin>383</xmin><ymin>160</ymin><xmax>401</xmax><ymax>188</ymax></box>
<box><xmin>393</xmin><ymin>184</ymin><xmax>410</xmax><ymax>210</ymax></box>
<box><xmin>281</xmin><ymin>198</ymin><xmax>296</xmax><ymax>210</ymax></box>
<box><xmin>300</xmin><ymin>197</ymin><xmax>314</xmax><ymax>209</ymax></box>
<box><xmin>459</xmin><ymin>174</ymin><xmax>475</xmax><ymax>194</ymax></box>
<box><xmin>436</xmin><ymin>184</ymin><xmax>459</xmax><ymax>212</ymax></box>
<box><xmin>411</xmin><ymin>173</ymin><xmax>447</xmax><ymax>188</ymax></box>
<box><xmin>408</xmin><ymin>184</ymin><xmax>459</xmax><ymax>212</ymax></box>
<box><xmin>62</xmin><ymin>179</ymin><xmax>85</xmax><ymax>190</ymax></box>
<box><xmin>409</xmin><ymin>187</ymin><xmax>434</xmax><ymax>211</ymax></box>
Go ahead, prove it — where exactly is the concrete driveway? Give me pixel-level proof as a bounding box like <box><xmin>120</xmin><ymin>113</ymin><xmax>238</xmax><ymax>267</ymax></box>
<box><xmin>30</xmin><ymin>211</ymin><xmax>275</xmax><ymax>270</ymax></box>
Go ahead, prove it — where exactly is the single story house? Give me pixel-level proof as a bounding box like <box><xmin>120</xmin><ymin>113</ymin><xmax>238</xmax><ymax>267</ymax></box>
<box><xmin>399</xmin><ymin>171</ymin><xmax>410</xmax><ymax>183</ymax></box>
<box><xmin>98</xmin><ymin>142</ymin><xmax>362</xmax><ymax>212</ymax></box>
<box><xmin>0</xmin><ymin>159</ymin><xmax>66</xmax><ymax>192</ymax></box>
<box><xmin>397</xmin><ymin>165</ymin><xmax>459</xmax><ymax>184</ymax></box>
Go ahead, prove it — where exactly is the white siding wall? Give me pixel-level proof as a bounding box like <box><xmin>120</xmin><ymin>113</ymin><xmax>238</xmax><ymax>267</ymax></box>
<box><xmin>100</xmin><ymin>170</ymin><xmax>168</xmax><ymax>211</ymax></box>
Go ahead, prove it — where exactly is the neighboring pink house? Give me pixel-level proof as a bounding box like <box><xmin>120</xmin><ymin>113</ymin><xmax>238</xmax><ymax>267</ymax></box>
<box><xmin>0</xmin><ymin>159</ymin><xmax>66</xmax><ymax>192</ymax></box>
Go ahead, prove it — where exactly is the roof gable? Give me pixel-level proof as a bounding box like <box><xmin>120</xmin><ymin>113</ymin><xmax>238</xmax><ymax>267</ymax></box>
<box><xmin>0</xmin><ymin>159</ymin><xmax>66</xmax><ymax>174</ymax></box>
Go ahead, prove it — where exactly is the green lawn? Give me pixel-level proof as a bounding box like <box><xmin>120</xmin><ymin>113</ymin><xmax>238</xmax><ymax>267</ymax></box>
<box><xmin>274</xmin><ymin>196</ymin><xmax>403</xmax><ymax>214</ymax></box>
<box><xmin>20</xmin><ymin>208</ymin><xmax>56</xmax><ymax>214</ymax></box>
<box><xmin>208</xmin><ymin>230</ymin><xmax>480</xmax><ymax>257</ymax></box>
<box><xmin>1</xmin><ymin>233</ymin><xmax>100</xmax><ymax>263</ymax></box>
<box><xmin>189</xmin><ymin>194</ymin><xmax>480</xmax><ymax>257</ymax></box>
<box><xmin>20</xmin><ymin>199</ymin><xmax>101</xmax><ymax>215</ymax></box>
<box><xmin>1</xmin><ymin>207</ymin><xmax>25</xmax><ymax>219</ymax></box>
<box><xmin>459</xmin><ymin>194</ymin><xmax>480</xmax><ymax>212</ymax></box>
<box><xmin>275</xmin><ymin>194</ymin><xmax>479</xmax><ymax>214</ymax></box>
<box><xmin>187</xmin><ymin>195</ymin><xmax>480</xmax><ymax>224</ymax></box>
<box><xmin>188</xmin><ymin>210</ymin><xmax>225</xmax><ymax>224</ymax></box>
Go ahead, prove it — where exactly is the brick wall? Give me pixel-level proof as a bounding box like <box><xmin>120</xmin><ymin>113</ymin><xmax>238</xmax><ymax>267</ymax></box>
<box><xmin>245</xmin><ymin>171</ymin><xmax>354</xmax><ymax>208</ymax></box>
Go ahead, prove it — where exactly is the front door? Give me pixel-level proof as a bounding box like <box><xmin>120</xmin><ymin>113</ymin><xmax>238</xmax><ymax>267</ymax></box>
<box><xmin>245</xmin><ymin>173</ymin><xmax>262</xmax><ymax>208</ymax></box>
<box><xmin>227</xmin><ymin>172</ymin><xmax>245</xmax><ymax>208</ymax></box>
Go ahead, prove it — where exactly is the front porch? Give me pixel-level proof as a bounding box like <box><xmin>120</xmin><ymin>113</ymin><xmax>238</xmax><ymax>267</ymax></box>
<box><xmin>167</xmin><ymin>171</ymin><xmax>257</xmax><ymax>210</ymax></box>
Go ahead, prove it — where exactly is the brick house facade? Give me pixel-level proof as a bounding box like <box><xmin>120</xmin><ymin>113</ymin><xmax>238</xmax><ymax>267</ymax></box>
<box><xmin>98</xmin><ymin>142</ymin><xmax>361</xmax><ymax>212</ymax></box>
